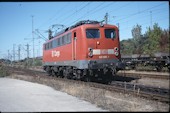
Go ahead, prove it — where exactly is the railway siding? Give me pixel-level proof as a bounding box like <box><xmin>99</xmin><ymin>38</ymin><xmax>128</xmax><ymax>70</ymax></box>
<box><xmin>117</xmin><ymin>70</ymin><xmax>169</xmax><ymax>79</ymax></box>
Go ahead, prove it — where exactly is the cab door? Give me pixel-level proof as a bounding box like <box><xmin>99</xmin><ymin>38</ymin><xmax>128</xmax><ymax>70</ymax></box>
<box><xmin>72</xmin><ymin>31</ymin><xmax>77</xmax><ymax>60</ymax></box>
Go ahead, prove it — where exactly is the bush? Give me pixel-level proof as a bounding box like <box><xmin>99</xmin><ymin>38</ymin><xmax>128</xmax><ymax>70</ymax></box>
<box><xmin>34</xmin><ymin>59</ymin><xmax>42</xmax><ymax>66</ymax></box>
<box><xmin>0</xmin><ymin>65</ymin><xmax>10</xmax><ymax>77</ymax></box>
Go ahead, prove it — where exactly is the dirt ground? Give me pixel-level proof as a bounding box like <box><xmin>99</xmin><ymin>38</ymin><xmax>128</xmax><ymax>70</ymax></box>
<box><xmin>6</xmin><ymin>74</ymin><xmax>169</xmax><ymax>111</ymax></box>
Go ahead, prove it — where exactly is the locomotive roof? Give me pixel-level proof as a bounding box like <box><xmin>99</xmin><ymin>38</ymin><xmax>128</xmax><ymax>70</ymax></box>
<box><xmin>53</xmin><ymin>20</ymin><xmax>100</xmax><ymax>38</ymax></box>
<box><xmin>44</xmin><ymin>20</ymin><xmax>118</xmax><ymax>44</ymax></box>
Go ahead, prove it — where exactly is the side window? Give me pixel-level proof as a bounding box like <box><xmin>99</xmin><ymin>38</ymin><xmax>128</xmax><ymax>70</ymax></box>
<box><xmin>50</xmin><ymin>41</ymin><xmax>53</xmax><ymax>49</ymax></box>
<box><xmin>56</xmin><ymin>38</ymin><xmax>59</xmax><ymax>47</ymax></box>
<box><xmin>52</xmin><ymin>39</ymin><xmax>57</xmax><ymax>48</ymax></box>
<box><xmin>60</xmin><ymin>37</ymin><xmax>62</xmax><ymax>46</ymax></box>
<box><xmin>48</xmin><ymin>42</ymin><xmax>50</xmax><ymax>49</ymax></box>
<box><xmin>69</xmin><ymin>33</ymin><xmax>72</xmax><ymax>43</ymax></box>
<box><xmin>48</xmin><ymin>41</ymin><xmax>51</xmax><ymax>49</ymax></box>
<box><xmin>64</xmin><ymin>35</ymin><xmax>67</xmax><ymax>45</ymax></box>
<box><xmin>105</xmin><ymin>29</ymin><xmax>116</xmax><ymax>39</ymax></box>
<box><xmin>44</xmin><ymin>44</ymin><xmax>46</xmax><ymax>50</ymax></box>
<box><xmin>62</xmin><ymin>36</ymin><xmax>64</xmax><ymax>45</ymax></box>
<box><xmin>45</xmin><ymin>32</ymin><xmax>72</xmax><ymax>49</ymax></box>
<box><xmin>58</xmin><ymin>37</ymin><xmax>61</xmax><ymax>46</ymax></box>
<box><xmin>67</xmin><ymin>33</ymin><xmax>71</xmax><ymax>44</ymax></box>
<box><xmin>55</xmin><ymin>39</ymin><xmax>57</xmax><ymax>47</ymax></box>
<box><xmin>47</xmin><ymin>43</ymin><xmax>49</xmax><ymax>50</ymax></box>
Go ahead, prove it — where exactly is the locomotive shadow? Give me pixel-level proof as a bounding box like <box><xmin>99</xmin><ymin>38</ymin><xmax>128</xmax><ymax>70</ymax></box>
<box><xmin>112</xmin><ymin>75</ymin><xmax>139</xmax><ymax>82</ymax></box>
<box><xmin>93</xmin><ymin>73</ymin><xmax>140</xmax><ymax>84</ymax></box>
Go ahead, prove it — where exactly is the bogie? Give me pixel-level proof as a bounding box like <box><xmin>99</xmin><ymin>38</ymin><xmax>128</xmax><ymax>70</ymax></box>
<box><xmin>43</xmin><ymin>65</ymin><xmax>116</xmax><ymax>84</ymax></box>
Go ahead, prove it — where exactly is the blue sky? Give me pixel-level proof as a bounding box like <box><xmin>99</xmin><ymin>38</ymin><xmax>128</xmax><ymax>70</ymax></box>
<box><xmin>0</xmin><ymin>1</ymin><xmax>169</xmax><ymax>60</ymax></box>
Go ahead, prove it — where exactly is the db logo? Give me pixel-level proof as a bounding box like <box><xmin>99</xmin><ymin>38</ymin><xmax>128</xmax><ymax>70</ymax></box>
<box><xmin>101</xmin><ymin>49</ymin><xmax>108</xmax><ymax>54</ymax></box>
<box><xmin>52</xmin><ymin>50</ymin><xmax>60</xmax><ymax>57</ymax></box>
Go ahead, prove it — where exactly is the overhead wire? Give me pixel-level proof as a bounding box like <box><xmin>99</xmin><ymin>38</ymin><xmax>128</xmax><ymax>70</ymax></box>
<box><xmin>23</xmin><ymin>2</ymin><xmax>70</xmax><ymax>42</ymax></box>
<box><xmin>106</xmin><ymin>2</ymin><xmax>131</xmax><ymax>15</ymax></box>
<box><xmin>68</xmin><ymin>2</ymin><xmax>116</xmax><ymax>26</ymax></box>
<box><xmin>56</xmin><ymin>2</ymin><xmax>91</xmax><ymax>25</ymax></box>
<box><xmin>37</xmin><ymin>2</ymin><xmax>70</xmax><ymax>29</ymax></box>
<box><xmin>67</xmin><ymin>2</ymin><xmax>107</xmax><ymax>24</ymax></box>
<box><xmin>120</xmin><ymin>17</ymin><xmax>168</xmax><ymax>34</ymax></box>
<box><xmin>93</xmin><ymin>2</ymin><xmax>131</xmax><ymax>21</ymax></box>
<box><xmin>34</xmin><ymin>2</ymin><xmax>166</xmax><ymax>40</ymax></box>
<box><xmin>111</xmin><ymin>3</ymin><xmax>165</xmax><ymax>23</ymax></box>
<box><xmin>31</xmin><ymin>2</ymin><xmax>90</xmax><ymax>41</ymax></box>
<box><xmin>119</xmin><ymin>17</ymin><xmax>169</xmax><ymax>41</ymax></box>
<box><xmin>118</xmin><ymin>8</ymin><xmax>167</xmax><ymax>25</ymax></box>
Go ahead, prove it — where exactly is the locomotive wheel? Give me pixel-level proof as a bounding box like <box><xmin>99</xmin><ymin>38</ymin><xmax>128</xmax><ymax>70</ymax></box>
<box><xmin>156</xmin><ymin>66</ymin><xmax>162</xmax><ymax>72</ymax></box>
<box><xmin>102</xmin><ymin>69</ymin><xmax>113</xmax><ymax>84</ymax></box>
<box><xmin>59</xmin><ymin>70</ymin><xmax>64</xmax><ymax>78</ymax></box>
<box><xmin>55</xmin><ymin>70</ymin><xmax>60</xmax><ymax>78</ymax></box>
<box><xmin>51</xmin><ymin>69</ymin><xmax>56</xmax><ymax>77</ymax></box>
<box><xmin>63</xmin><ymin>68</ymin><xmax>72</xmax><ymax>79</ymax></box>
<box><xmin>57</xmin><ymin>67</ymin><xmax>64</xmax><ymax>78</ymax></box>
<box><xmin>102</xmin><ymin>76</ymin><xmax>113</xmax><ymax>84</ymax></box>
<box><xmin>46</xmin><ymin>66</ymin><xmax>52</xmax><ymax>76</ymax></box>
<box><xmin>83</xmin><ymin>76</ymin><xmax>91</xmax><ymax>82</ymax></box>
<box><xmin>76</xmin><ymin>70</ymin><xmax>82</xmax><ymax>80</ymax></box>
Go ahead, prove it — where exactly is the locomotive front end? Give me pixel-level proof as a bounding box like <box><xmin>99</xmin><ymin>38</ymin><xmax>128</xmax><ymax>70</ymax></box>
<box><xmin>82</xmin><ymin>23</ymin><xmax>122</xmax><ymax>75</ymax></box>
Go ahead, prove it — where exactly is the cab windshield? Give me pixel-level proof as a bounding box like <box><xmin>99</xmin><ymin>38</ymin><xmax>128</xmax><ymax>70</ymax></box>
<box><xmin>86</xmin><ymin>29</ymin><xmax>100</xmax><ymax>38</ymax></box>
<box><xmin>105</xmin><ymin>29</ymin><xmax>116</xmax><ymax>39</ymax></box>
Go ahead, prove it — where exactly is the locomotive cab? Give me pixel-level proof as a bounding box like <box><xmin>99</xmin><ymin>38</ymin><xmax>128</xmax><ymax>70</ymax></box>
<box><xmin>80</xmin><ymin>24</ymin><xmax>121</xmax><ymax>71</ymax></box>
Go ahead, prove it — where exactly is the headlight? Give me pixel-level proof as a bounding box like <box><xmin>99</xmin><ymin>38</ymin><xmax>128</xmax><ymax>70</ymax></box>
<box><xmin>88</xmin><ymin>48</ymin><xmax>93</xmax><ymax>57</ymax></box>
<box><xmin>114</xmin><ymin>47</ymin><xmax>118</xmax><ymax>51</ymax></box>
<box><xmin>114</xmin><ymin>47</ymin><xmax>119</xmax><ymax>56</ymax></box>
<box><xmin>115</xmin><ymin>52</ymin><xmax>119</xmax><ymax>56</ymax></box>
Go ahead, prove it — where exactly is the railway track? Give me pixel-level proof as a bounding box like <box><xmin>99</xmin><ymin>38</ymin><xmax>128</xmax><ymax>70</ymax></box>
<box><xmin>110</xmin><ymin>81</ymin><xmax>169</xmax><ymax>103</ymax></box>
<box><xmin>117</xmin><ymin>70</ymin><xmax>169</xmax><ymax>80</ymax></box>
<box><xmin>5</xmin><ymin>66</ymin><xmax>170</xmax><ymax>103</ymax></box>
<box><xmin>9</xmin><ymin>65</ymin><xmax>169</xmax><ymax>79</ymax></box>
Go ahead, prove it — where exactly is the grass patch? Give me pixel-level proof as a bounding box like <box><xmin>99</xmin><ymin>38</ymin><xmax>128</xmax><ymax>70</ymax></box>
<box><xmin>0</xmin><ymin>65</ymin><xmax>10</xmax><ymax>77</ymax></box>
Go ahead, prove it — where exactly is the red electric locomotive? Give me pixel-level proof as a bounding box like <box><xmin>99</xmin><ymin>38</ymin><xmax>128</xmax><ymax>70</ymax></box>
<box><xmin>43</xmin><ymin>20</ymin><xmax>123</xmax><ymax>83</ymax></box>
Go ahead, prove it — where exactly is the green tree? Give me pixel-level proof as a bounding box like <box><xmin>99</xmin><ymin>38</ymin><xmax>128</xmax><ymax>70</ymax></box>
<box><xmin>144</xmin><ymin>23</ymin><xmax>162</xmax><ymax>55</ymax></box>
<box><xmin>131</xmin><ymin>24</ymin><xmax>142</xmax><ymax>41</ymax></box>
<box><xmin>120</xmin><ymin>23</ymin><xmax>169</xmax><ymax>56</ymax></box>
<box><xmin>159</xmin><ymin>29</ymin><xmax>169</xmax><ymax>52</ymax></box>
<box><xmin>120</xmin><ymin>38</ymin><xmax>135</xmax><ymax>55</ymax></box>
<box><xmin>131</xmin><ymin>24</ymin><xmax>143</xmax><ymax>54</ymax></box>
